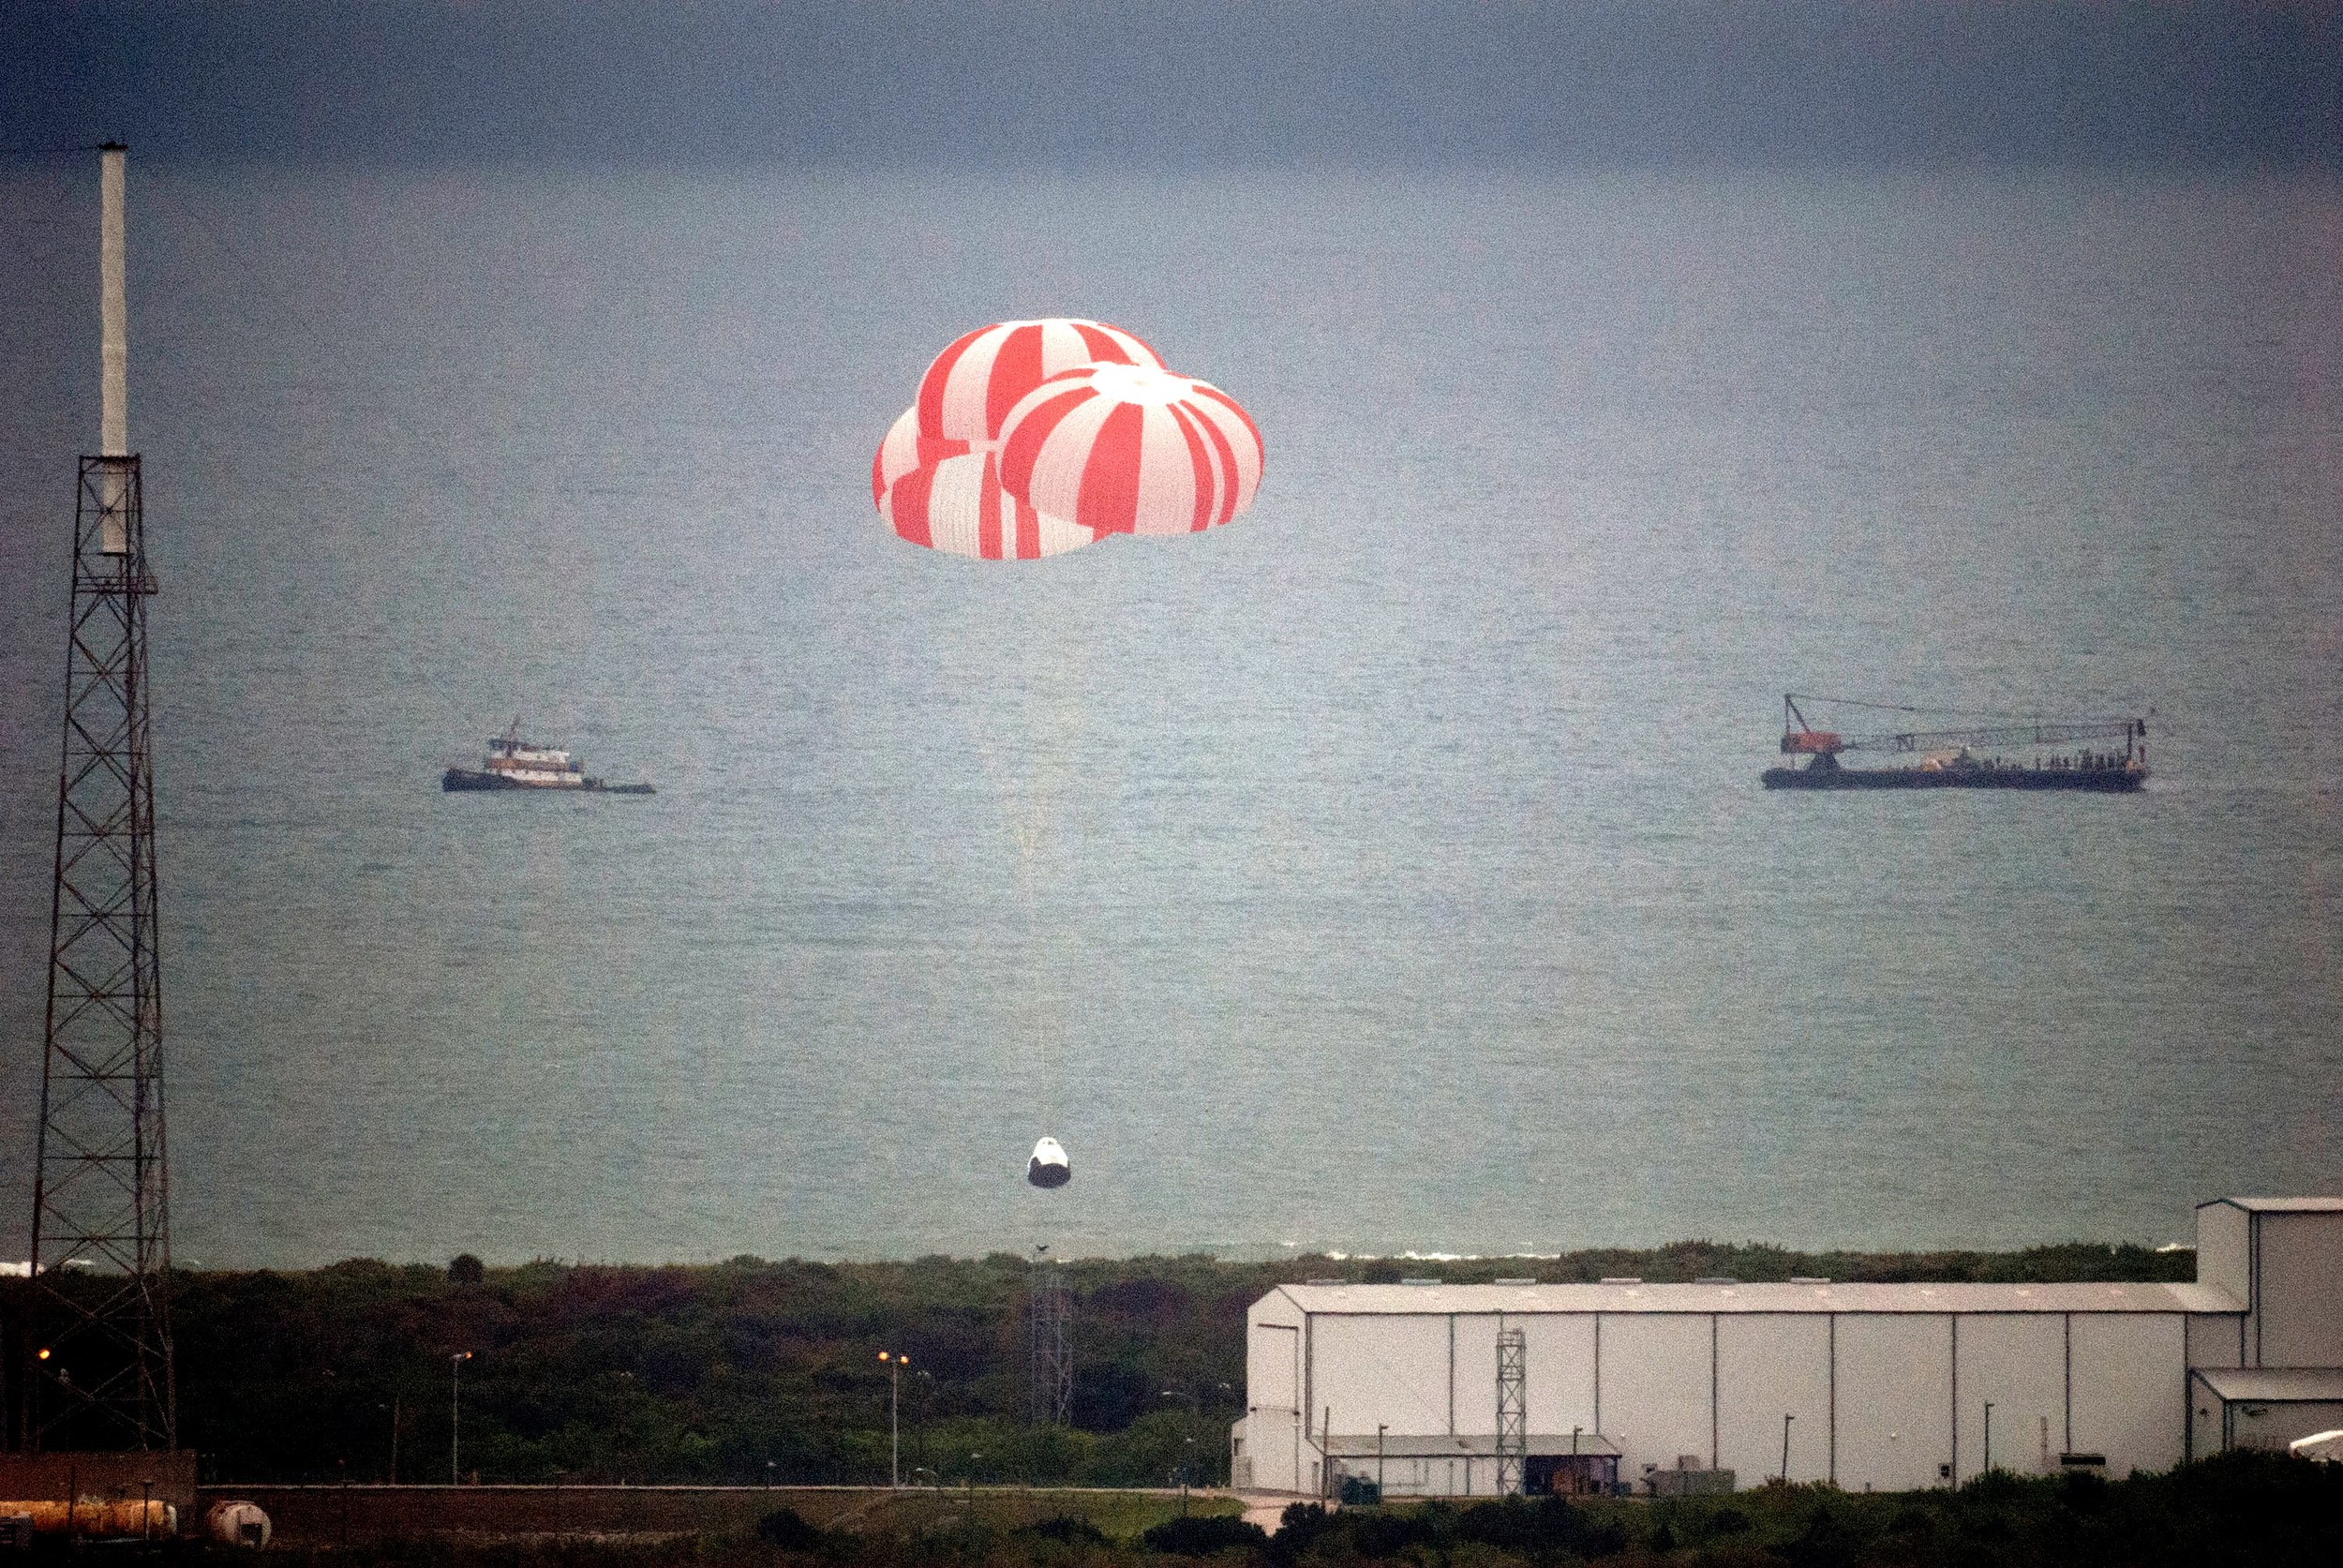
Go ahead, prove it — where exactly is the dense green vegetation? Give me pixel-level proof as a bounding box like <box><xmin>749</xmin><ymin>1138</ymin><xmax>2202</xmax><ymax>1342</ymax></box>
<box><xmin>229</xmin><ymin>1454</ymin><xmax>2343</xmax><ymax>1567</ymax></box>
<box><xmin>7</xmin><ymin>1241</ymin><xmax>2191</xmax><ymax>1486</ymax></box>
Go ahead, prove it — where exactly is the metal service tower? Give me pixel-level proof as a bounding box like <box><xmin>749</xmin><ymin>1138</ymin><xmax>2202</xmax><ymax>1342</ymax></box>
<box><xmin>1029</xmin><ymin>1247</ymin><xmax>1072</xmax><ymax>1426</ymax></box>
<box><xmin>22</xmin><ymin>142</ymin><xmax>176</xmax><ymax>1452</ymax></box>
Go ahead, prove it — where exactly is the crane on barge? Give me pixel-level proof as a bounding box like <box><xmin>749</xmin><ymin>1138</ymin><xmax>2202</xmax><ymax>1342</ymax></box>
<box><xmin>1765</xmin><ymin>694</ymin><xmax>2149</xmax><ymax>791</ymax></box>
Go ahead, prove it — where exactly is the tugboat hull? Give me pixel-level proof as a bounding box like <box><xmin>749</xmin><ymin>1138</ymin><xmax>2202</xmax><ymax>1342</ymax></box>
<box><xmin>442</xmin><ymin>769</ymin><xmax>653</xmax><ymax>795</ymax></box>
<box><xmin>443</xmin><ymin>768</ymin><xmax>562</xmax><ymax>791</ymax></box>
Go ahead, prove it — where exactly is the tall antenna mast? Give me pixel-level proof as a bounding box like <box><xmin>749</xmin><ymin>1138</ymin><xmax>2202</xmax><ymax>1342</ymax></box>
<box><xmin>1028</xmin><ymin>1246</ymin><xmax>1072</xmax><ymax>1427</ymax></box>
<box><xmin>22</xmin><ymin>141</ymin><xmax>176</xmax><ymax>1451</ymax></box>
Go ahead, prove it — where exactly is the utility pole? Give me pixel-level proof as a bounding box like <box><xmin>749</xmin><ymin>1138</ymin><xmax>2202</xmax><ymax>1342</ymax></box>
<box><xmin>1781</xmin><ymin>1414</ymin><xmax>1794</xmax><ymax>1482</ymax></box>
<box><xmin>1321</xmin><ymin>1406</ymin><xmax>1331</xmax><ymax>1501</ymax></box>
<box><xmin>450</xmin><ymin>1352</ymin><xmax>470</xmax><ymax>1483</ymax></box>
<box><xmin>878</xmin><ymin>1351</ymin><xmax>906</xmax><ymax>1486</ymax></box>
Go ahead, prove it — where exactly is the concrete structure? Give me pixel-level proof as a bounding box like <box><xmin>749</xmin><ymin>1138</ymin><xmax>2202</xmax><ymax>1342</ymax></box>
<box><xmin>1232</xmin><ymin>1197</ymin><xmax>2343</xmax><ymax>1497</ymax></box>
<box><xmin>0</xmin><ymin>1451</ymin><xmax>196</xmax><ymax>1514</ymax></box>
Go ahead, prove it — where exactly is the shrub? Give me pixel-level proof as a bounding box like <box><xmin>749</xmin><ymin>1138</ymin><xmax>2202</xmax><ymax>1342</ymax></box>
<box><xmin>1337</xmin><ymin>1508</ymin><xmax>1431</xmax><ymax>1559</ymax></box>
<box><xmin>1265</xmin><ymin>1501</ymin><xmax>1331</xmax><ymax>1561</ymax></box>
<box><xmin>1455</xmin><ymin>1495</ymin><xmax>1619</xmax><ymax>1556</ymax></box>
<box><xmin>1780</xmin><ymin>1503</ymin><xmax>1860</xmax><ymax>1568</ymax></box>
<box><xmin>1143</xmin><ymin>1514</ymin><xmax>1269</xmax><ymax>1556</ymax></box>
<box><xmin>2059</xmin><ymin>1468</ymin><xmax>2110</xmax><ymax>1515</ymax></box>
<box><xmin>756</xmin><ymin>1508</ymin><xmax>827</xmax><ymax>1550</ymax></box>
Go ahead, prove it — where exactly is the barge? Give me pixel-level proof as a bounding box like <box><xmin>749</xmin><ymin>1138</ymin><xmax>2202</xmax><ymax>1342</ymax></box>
<box><xmin>1762</xmin><ymin>694</ymin><xmax>2147</xmax><ymax>792</ymax></box>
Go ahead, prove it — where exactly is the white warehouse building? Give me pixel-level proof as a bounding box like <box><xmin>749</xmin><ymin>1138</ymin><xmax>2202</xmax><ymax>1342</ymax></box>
<box><xmin>1232</xmin><ymin>1197</ymin><xmax>2343</xmax><ymax>1498</ymax></box>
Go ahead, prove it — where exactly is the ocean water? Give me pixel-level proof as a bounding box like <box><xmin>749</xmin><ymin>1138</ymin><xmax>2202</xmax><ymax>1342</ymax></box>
<box><xmin>0</xmin><ymin>164</ymin><xmax>2336</xmax><ymax>1268</ymax></box>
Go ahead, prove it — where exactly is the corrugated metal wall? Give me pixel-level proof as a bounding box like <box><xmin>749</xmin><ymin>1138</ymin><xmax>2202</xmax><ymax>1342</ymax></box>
<box><xmin>1715</xmin><ymin>1316</ymin><xmax>1831</xmax><ymax>1484</ymax></box>
<box><xmin>1246</xmin><ymin>1300</ymin><xmax>2221</xmax><ymax>1495</ymax></box>
<box><xmin>2257</xmin><ymin>1213</ymin><xmax>2343</xmax><ymax>1367</ymax></box>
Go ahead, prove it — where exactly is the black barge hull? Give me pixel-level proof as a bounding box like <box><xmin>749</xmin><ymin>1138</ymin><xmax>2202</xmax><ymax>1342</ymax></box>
<box><xmin>1763</xmin><ymin>766</ymin><xmax>2142</xmax><ymax>792</ymax></box>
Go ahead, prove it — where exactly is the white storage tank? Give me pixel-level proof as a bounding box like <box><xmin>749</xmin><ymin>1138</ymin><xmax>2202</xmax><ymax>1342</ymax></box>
<box><xmin>206</xmin><ymin>1500</ymin><xmax>271</xmax><ymax>1548</ymax></box>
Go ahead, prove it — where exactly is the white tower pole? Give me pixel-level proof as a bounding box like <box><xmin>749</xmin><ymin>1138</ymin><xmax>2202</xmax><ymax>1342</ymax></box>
<box><xmin>98</xmin><ymin>142</ymin><xmax>130</xmax><ymax>553</ymax></box>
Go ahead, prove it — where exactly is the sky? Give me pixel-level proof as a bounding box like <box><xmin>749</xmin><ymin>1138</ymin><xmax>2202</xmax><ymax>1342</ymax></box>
<box><xmin>3</xmin><ymin>1</ymin><xmax>2338</xmax><ymax>169</ymax></box>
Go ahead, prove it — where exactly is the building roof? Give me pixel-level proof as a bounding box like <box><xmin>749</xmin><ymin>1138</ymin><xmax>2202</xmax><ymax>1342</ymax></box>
<box><xmin>1270</xmin><ymin>1280</ymin><xmax>2243</xmax><ymax>1315</ymax></box>
<box><xmin>1324</xmin><ymin>1432</ymin><xmax>1622</xmax><ymax>1458</ymax></box>
<box><xmin>2191</xmin><ymin>1368</ymin><xmax>2343</xmax><ymax>1403</ymax></box>
<box><xmin>2195</xmin><ymin>1197</ymin><xmax>2343</xmax><ymax>1214</ymax></box>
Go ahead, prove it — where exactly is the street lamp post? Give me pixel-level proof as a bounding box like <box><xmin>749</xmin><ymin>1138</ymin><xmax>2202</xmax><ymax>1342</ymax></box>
<box><xmin>1781</xmin><ymin>1414</ymin><xmax>1795</xmax><ymax>1482</ymax></box>
<box><xmin>1162</xmin><ymin>1388</ymin><xmax>1207</xmax><ymax>1492</ymax></box>
<box><xmin>450</xmin><ymin>1352</ymin><xmax>472</xmax><ymax>1485</ymax></box>
<box><xmin>1982</xmin><ymin>1402</ymin><xmax>1993</xmax><ymax>1477</ymax></box>
<box><xmin>878</xmin><ymin>1352</ymin><xmax>908</xmax><ymax>1487</ymax></box>
<box><xmin>1376</xmin><ymin>1423</ymin><xmax>1387</xmax><ymax>1501</ymax></box>
<box><xmin>913</xmin><ymin>1368</ymin><xmax>934</xmax><ymax>1476</ymax></box>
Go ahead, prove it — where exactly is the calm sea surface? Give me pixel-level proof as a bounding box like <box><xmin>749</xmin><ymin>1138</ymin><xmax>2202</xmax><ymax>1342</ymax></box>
<box><xmin>1</xmin><ymin>165</ymin><xmax>2336</xmax><ymax>1267</ymax></box>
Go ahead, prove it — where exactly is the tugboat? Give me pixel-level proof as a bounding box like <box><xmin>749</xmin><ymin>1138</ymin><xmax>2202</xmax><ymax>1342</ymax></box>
<box><xmin>442</xmin><ymin>721</ymin><xmax>654</xmax><ymax>794</ymax></box>
<box><xmin>1763</xmin><ymin>694</ymin><xmax>2147</xmax><ymax>792</ymax></box>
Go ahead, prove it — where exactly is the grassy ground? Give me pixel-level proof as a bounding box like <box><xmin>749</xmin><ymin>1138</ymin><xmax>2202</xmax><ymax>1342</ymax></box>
<box><xmin>805</xmin><ymin>1486</ymin><xmax>1240</xmax><ymax>1541</ymax></box>
<box><xmin>210</xmin><ymin>1452</ymin><xmax>2341</xmax><ymax>1567</ymax></box>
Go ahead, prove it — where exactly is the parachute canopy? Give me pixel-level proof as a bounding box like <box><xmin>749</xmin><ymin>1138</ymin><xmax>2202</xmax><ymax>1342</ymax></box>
<box><xmin>873</xmin><ymin>320</ymin><xmax>1261</xmax><ymax>560</ymax></box>
<box><xmin>882</xmin><ymin>444</ymin><xmax>1099</xmax><ymax>560</ymax></box>
<box><xmin>917</xmin><ymin>318</ymin><xmax>1162</xmax><ymax>444</ymax></box>
<box><xmin>872</xmin><ymin>404</ymin><xmax>969</xmax><ymax>507</ymax></box>
<box><xmin>999</xmin><ymin>363</ymin><xmax>1263</xmax><ymax>536</ymax></box>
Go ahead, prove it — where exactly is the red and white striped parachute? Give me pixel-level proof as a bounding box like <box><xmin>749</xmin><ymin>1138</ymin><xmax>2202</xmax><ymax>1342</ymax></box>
<box><xmin>916</xmin><ymin>319</ymin><xmax>1162</xmax><ymax>444</ymax></box>
<box><xmin>996</xmin><ymin>362</ymin><xmax>1263</xmax><ymax>536</ymax></box>
<box><xmin>880</xmin><ymin>446</ymin><xmax>1100</xmax><ymax>561</ymax></box>
<box><xmin>872</xmin><ymin>405</ymin><xmax>970</xmax><ymax>507</ymax></box>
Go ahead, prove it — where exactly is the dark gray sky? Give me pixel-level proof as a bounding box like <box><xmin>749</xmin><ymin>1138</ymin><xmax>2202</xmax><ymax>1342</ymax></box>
<box><xmin>5</xmin><ymin>1</ymin><xmax>2339</xmax><ymax>167</ymax></box>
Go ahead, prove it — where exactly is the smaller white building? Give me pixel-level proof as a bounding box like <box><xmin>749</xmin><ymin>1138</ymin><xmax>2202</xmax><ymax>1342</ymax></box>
<box><xmin>1232</xmin><ymin>1196</ymin><xmax>2343</xmax><ymax>1497</ymax></box>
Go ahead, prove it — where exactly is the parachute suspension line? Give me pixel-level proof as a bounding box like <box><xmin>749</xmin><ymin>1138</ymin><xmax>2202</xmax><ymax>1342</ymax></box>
<box><xmin>961</xmin><ymin>672</ymin><xmax>1074</xmax><ymax>1134</ymax></box>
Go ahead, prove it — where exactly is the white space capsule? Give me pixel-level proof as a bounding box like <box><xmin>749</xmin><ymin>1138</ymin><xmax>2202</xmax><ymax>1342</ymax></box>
<box><xmin>1027</xmin><ymin>1137</ymin><xmax>1071</xmax><ymax>1188</ymax></box>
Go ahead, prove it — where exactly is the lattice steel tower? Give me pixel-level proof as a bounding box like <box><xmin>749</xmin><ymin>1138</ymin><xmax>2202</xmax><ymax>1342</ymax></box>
<box><xmin>1028</xmin><ymin>1251</ymin><xmax>1071</xmax><ymax>1426</ymax></box>
<box><xmin>1495</xmin><ymin>1325</ymin><xmax>1526</xmax><ymax>1495</ymax></box>
<box><xmin>22</xmin><ymin>142</ymin><xmax>176</xmax><ymax>1452</ymax></box>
